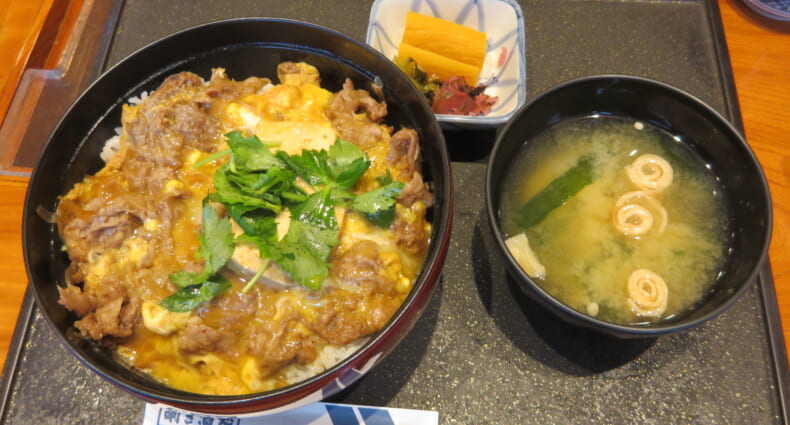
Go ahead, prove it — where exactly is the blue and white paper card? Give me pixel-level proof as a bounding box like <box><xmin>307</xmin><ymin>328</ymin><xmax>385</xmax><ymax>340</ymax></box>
<box><xmin>143</xmin><ymin>402</ymin><xmax>439</xmax><ymax>425</ymax></box>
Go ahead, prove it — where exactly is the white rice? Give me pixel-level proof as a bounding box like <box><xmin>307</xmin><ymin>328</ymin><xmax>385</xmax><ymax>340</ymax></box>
<box><xmin>282</xmin><ymin>337</ymin><xmax>369</xmax><ymax>385</ymax></box>
<box><xmin>100</xmin><ymin>91</ymin><xmax>149</xmax><ymax>163</ymax></box>
<box><xmin>100</xmin><ymin>127</ymin><xmax>122</xmax><ymax>163</ymax></box>
<box><xmin>127</xmin><ymin>90</ymin><xmax>149</xmax><ymax>106</ymax></box>
<box><xmin>104</xmin><ymin>83</ymin><xmax>372</xmax><ymax>391</ymax></box>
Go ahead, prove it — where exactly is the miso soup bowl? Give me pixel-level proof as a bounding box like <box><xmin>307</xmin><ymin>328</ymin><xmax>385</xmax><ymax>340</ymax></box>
<box><xmin>23</xmin><ymin>19</ymin><xmax>452</xmax><ymax>414</ymax></box>
<box><xmin>485</xmin><ymin>75</ymin><xmax>772</xmax><ymax>338</ymax></box>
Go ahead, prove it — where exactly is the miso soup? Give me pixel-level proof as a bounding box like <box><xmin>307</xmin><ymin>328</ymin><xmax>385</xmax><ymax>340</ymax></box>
<box><xmin>499</xmin><ymin>116</ymin><xmax>732</xmax><ymax>325</ymax></box>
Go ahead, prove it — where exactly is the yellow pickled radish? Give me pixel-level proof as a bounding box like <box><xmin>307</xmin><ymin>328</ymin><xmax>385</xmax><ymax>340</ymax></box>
<box><xmin>401</xmin><ymin>12</ymin><xmax>487</xmax><ymax>68</ymax></box>
<box><xmin>397</xmin><ymin>12</ymin><xmax>487</xmax><ymax>85</ymax></box>
<box><xmin>396</xmin><ymin>42</ymin><xmax>480</xmax><ymax>86</ymax></box>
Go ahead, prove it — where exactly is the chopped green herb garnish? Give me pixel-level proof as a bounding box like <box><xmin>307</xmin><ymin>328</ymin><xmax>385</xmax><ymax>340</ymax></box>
<box><xmin>242</xmin><ymin>259</ymin><xmax>270</xmax><ymax>294</ymax></box>
<box><xmin>161</xmin><ymin>203</ymin><xmax>234</xmax><ymax>311</ymax></box>
<box><xmin>226</xmin><ymin>131</ymin><xmax>284</xmax><ymax>172</ymax></box>
<box><xmin>192</xmin><ymin>149</ymin><xmax>230</xmax><ymax>169</ymax></box>
<box><xmin>376</xmin><ymin>169</ymin><xmax>394</xmax><ymax>186</ymax></box>
<box><xmin>167</xmin><ymin>202</ymin><xmax>234</xmax><ymax>288</ymax></box>
<box><xmin>228</xmin><ymin>204</ymin><xmax>279</xmax><ymax>242</ymax></box>
<box><xmin>161</xmin><ymin>279</ymin><xmax>231</xmax><ymax>313</ymax></box>
<box><xmin>352</xmin><ymin>181</ymin><xmax>405</xmax><ymax>228</ymax></box>
<box><xmin>162</xmin><ymin>132</ymin><xmax>406</xmax><ymax>310</ymax></box>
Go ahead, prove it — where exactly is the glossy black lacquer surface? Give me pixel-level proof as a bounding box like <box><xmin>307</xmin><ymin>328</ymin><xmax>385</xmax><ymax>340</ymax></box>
<box><xmin>486</xmin><ymin>75</ymin><xmax>772</xmax><ymax>338</ymax></box>
<box><xmin>22</xmin><ymin>18</ymin><xmax>452</xmax><ymax>412</ymax></box>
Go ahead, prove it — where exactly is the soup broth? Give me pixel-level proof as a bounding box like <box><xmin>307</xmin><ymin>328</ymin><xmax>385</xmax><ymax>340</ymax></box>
<box><xmin>499</xmin><ymin>116</ymin><xmax>731</xmax><ymax>325</ymax></box>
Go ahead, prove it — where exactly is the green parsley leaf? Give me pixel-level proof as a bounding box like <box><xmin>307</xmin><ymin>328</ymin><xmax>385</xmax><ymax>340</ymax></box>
<box><xmin>168</xmin><ymin>269</ymin><xmax>210</xmax><ymax>289</ymax></box>
<box><xmin>375</xmin><ymin>170</ymin><xmax>394</xmax><ymax>186</ymax></box>
<box><xmin>265</xmin><ymin>242</ymin><xmax>327</xmax><ymax>291</ymax></box>
<box><xmin>170</xmin><ymin>134</ymin><xmax>412</xmax><ymax>294</ymax></box>
<box><xmin>277</xmin><ymin>149</ymin><xmax>333</xmax><ymax>187</ymax></box>
<box><xmin>160</xmin><ymin>279</ymin><xmax>231</xmax><ymax>313</ymax></box>
<box><xmin>328</xmin><ymin>138</ymin><xmax>364</xmax><ymax>170</ymax></box>
<box><xmin>328</xmin><ymin>139</ymin><xmax>370</xmax><ymax>189</ymax></box>
<box><xmin>233</xmin><ymin>205</ymin><xmax>338</xmax><ymax>292</ymax></box>
<box><xmin>228</xmin><ymin>204</ymin><xmax>279</xmax><ymax>242</ymax></box>
<box><xmin>352</xmin><ymin>181</ymin><xmax>405</xmax><ymax>228</ymax></box>
<box><xmin>209</xmin><ymin>164</ymin><xmax>285</xmax><ymax>213</ymax></box>
<box><xmin>161</xmin><ymin>204</ymin><xmax>234</xmax><ymax>311</ymax></box>
<box><xmin>199</xmin><ymin>202</ymin><xmax>236</xmax><ymax>272</ymax></box>
<box><xmin>277</xmin><ymin>138</ymin><xmax>370</xmax><ymax>190</ymax></box>
<box><xmin>225</xmin><ymin>131</ymin><xmax>284</xmax><ymax>172</ymax></box>
<box><xmin>285</xmin><ymin>220</ymin><xmax>338</xmax><ymax>262</ymax></box>
<box><xmin>226</xmin><ymin>165</ymin><xmax>295</xmax><ymax>198</ymax></box>
<box><xmin>167</xmin><ymin>203</ymin><xmax>234</xmax><ymax>288</ymax></box>
<box><xmin>333</xmin><ymin>157</ymin><xmax>370</xmax><ymax>190</ymax></box>
<box><xmin>289</xmin><ymin>188</ymin><xmax>338</xmax><ymax>230</ymax></box>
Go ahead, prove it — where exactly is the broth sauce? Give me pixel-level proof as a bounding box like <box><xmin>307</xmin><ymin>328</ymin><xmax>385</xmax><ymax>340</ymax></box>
<box><xmin>499</xmin><ymin>116</ymin><xmax>731</xmax><ymax>325</ymax></box>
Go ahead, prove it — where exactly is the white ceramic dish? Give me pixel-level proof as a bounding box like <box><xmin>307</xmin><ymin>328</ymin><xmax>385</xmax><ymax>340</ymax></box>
<box><xmin>742</xmin><ymin>0</ymin><xmax>790</xmax><ymax>21</ymax></box>
<box><xmin>366</xmin><ymin>0</ymin><xmax>526</xmax><ymax>129</ymax></box>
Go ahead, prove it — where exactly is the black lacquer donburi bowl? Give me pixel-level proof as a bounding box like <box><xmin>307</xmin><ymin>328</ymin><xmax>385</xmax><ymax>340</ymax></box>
<box><xmin>485</xmin><ymin>75</ymin><xmax>771</xmax><ymax>338</ymax></box>
<box><xmin>23</xmin><ymin>19</ymin><xmax>453</xmax><ymax>414</ymax></box>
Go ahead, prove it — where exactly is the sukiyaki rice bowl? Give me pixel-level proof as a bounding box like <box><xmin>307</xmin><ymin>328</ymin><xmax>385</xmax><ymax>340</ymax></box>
<box><xmin>23</xmin><ymin>19</ymin><xmax>452</xmax><ymax>414</ymax></box>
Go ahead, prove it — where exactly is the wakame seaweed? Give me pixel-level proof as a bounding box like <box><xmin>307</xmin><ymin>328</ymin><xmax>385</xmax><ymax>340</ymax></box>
<box><xmin>516</xmin><ymin>155</ymin><xmax>595</xmax><ymax>228</ymax></box>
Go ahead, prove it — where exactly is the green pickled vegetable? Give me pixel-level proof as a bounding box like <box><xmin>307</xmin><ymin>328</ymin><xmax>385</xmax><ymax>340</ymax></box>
<box><xmin>516</xmin><ymin>155</ymin><xmax>595</xmax><ymax>228</ymax></box>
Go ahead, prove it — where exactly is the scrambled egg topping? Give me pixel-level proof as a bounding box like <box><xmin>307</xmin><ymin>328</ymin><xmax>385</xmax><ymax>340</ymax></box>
<box><xmin>56</xmin><ymin>63</ymin><xmax>431</xmax><ymax>395</ymax></box>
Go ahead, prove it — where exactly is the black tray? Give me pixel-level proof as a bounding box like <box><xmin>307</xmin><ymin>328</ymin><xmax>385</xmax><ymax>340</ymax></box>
<box><xmin>2</xmin><ymin>1</ymin><xmax>788</xmax><ymax>424</ymax></box>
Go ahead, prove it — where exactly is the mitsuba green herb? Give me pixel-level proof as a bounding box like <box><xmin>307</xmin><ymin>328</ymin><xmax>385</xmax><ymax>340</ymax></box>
<box><xmin>161</xmin><ymin>279</ymin><xmax>232</xmax><ymax>313</ymax></box>
<box><xmin>161</xmin><ymin>202</ymin><xmax>235</xmax><ymax>312</ymax></box>
<box><xmin>162</xmin><ymin>132</ymin><xmax>406</xmax><ymax>311</ymax></box>
<box><xmin>352</xmin><ymin>181</ymin><xmax>405</xmax><ymax>228</ymax></box>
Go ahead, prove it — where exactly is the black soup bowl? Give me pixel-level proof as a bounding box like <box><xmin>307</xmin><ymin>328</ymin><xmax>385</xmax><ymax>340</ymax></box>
<box><xmin>23</xmin><ymin>19</ymin><xmax>452</xmax><ymax>413</ymax></box>
<box><xmin>485</xmin><ymin>75</ymin><xmax>771</xmax><ymax>338</ymax></box>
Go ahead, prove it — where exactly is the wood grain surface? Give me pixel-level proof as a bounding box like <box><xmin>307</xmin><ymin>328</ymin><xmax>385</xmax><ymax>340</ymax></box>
<box><xmin>0</xmin><ymin>0</ymin><xmax>788</xmax><ymax>372</ymax></box>
<box><xmin>720</xmin><ymin>0</ymin><xmax>790</xmax><ymax>350</ymax></box>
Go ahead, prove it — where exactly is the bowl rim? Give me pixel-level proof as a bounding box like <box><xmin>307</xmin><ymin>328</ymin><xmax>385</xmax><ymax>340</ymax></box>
<box><xmin>742</xmin><ymin>0</ymin><xmax>790</xmax><ymax>21</ymax></box>
<box><xmin>22</xmin><ymin>17</ymin><xmax>454</xmax><ymax>411</ymax></box>
<box><xmin>485</xmin><ymin>73</ymin><xmax>773</xmax><ymax>337</ymax></box>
